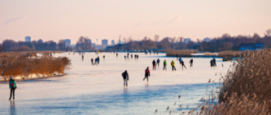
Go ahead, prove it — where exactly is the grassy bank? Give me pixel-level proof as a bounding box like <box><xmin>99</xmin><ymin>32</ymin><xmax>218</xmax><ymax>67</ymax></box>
<box><xmin>156</xmin><ymin>49</ymin><xmax>271</xmax><ymax>114</ymax></box>
<box><xmin>0</xmin><ymin>52</ymin><xmax>70</xmax><ymax>81</ymax></box>
<box><xmin>166</xmin><ymin>49</ymin><xmax>198</xmax><ymax>57</ymax></box>
<box><xmin>217</xmin><ymin>50</ymin><xmax>246</xmax><ymax>57</ymax></box>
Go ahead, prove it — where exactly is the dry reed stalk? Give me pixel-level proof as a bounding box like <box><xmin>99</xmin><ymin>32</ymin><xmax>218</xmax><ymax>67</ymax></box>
<box><xmin>166</xmin><ymin>49</ymin><xmax>198</xmax><ymax>57</ymax></box>
<box><xmin>157</xmin><ymin>49</ymin><xmax>271</xmax><ymax>115</ymax></box>
<box><xmin>0</xmin><ymin>53</ymin><xmax>71</xmax><ymax>81</ymax></box>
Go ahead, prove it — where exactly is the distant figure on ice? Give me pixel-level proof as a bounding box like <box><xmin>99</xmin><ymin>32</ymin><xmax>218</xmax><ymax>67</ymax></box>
<box><xmin>9</xmin><ymin>77</ymin><xmax>17</xmax><ymax>100</ymax></box>
<box><xmin>103</xmin><ymin>55</ymin><xmax>105</xmax><ymax>59</ymax></box>
<box><xmin>189</xmin><ymin>59</ymin><xmax>193</xmax><ymax>67</ymax></box>
<box><xmin>213</xmin><ymin>58</ymin><xmax>216</xmax><ymax>66</ymax></box>
<box><xmin>163</xmin><ymin>60</ymin><xmax>167</xmax><ymax>70</ymax></box>
<box><xmin>124</xmin><ymin>56</ymin><xmax>126</xmax><ymax>59</ymax></box>
<box><xmin>95</xmin><ymin>57</ymin><xmax>100</xmax><ymax>64</ymax></box>
<box><xmin>210</xmin><ymin>58</ymin><xmax>216</xmax><ymax>67</ymax></box>
<box><xmin>122</xmin><ymin>70</ymin><xmax>129</xmax><ymax>87</ymax></box>
<box><xmin>143</xmin><ymin>67</ymin><xmax>150</xmax><ymax>82</ymax></box>
<box><xmin>178</xmin><ymin>57</ymin><xmax>183</xmax><ymax>63</ymax></box>
<box><xmin>156</xmin><ymin>58</ymin><xmax>160</xmax><ymax>67</ymax></box>
<box><xmin>176</xmin><ymin>54</ymin><xmax>179</xmax><ymax>59</ymax></box>
<box><xmin>91</xmin><ymin>58</ymin><xmax>94</xmax><ymax>64</ymax></box>
<box><xmin>116</xmin><ymin>53</ymin><xmax>118</xmax><ymax>57</ymax></box>
<box><xmin>180</xmin><ymin>60</ymin><xmax>187</xmax><ymax>70</ymax></box>
<box><xmin>131</xmin><ymin>54</ymin><xmax>133</xmax><ymax>58</ymax></box>
<box><xmin>82</xmin><ymin>55</ymin><xmax>84</xmax><ymax>60</ymax></box>
<box><xmin>171</xmin><ymin>60</ymin><xmax>176</xmax><ymax>71</ymax></box>
<box><xmin>152</xmin><ymin>59</ymin><xmax>156</xmax><ymax>70</ymax></box>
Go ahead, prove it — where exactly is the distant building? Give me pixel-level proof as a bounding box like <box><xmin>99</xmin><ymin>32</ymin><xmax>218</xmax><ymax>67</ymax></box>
<box><xmin>38</xmin><ymin>39</ymin><xmax>43</xmax><ymax>43</ymax></box>
<box><xmin>91</xmin><ymin>43</ymin><xmax>96</xmax><ymax>46</ymax></box>
<box><xmin>184</xmin><ymin>38</ymin><xmax>191</xmax><ymax>44</ymax></box>
<box><xmin>102</xmin><ymin>39</ymin><xmax>108</xmax><ymax>46</ymax></box>
<box><xmin>204</xmin><ymin>38</ymin><xmax>211</xmax><ymax>42</ymax></box>
<box><xmin>239</xmin><ymin>43</ymin><xmax>263</xmax><ymax>51</ymax></box>
<box><xmin>25</xmin><ymin>36</ymin><xmax>31</xmax><ymax>42</ymax></box>
<box><xmin>111</xmin><ymin>40</ymin><xmax>115</xmax><ymax>45</ymax></box>
<box><xmin>64</xmin><ymin>39</ymin><xmax>71</xmax><ymax>46</ymax></box>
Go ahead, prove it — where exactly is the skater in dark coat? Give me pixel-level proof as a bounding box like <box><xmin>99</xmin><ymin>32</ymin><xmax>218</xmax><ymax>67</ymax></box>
<box><xmin>143</xmin><ymin>67</ymin><xmax>150</xmax><ymax>82</ymax></box>
<box><xmin>122</xmin><ymin>70</ymin><xmax>129</xmax><ymax>87</ymax></box>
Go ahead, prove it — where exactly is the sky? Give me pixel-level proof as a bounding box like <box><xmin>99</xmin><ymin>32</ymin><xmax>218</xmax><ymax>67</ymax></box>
<box><xmin>0</xmin><ymin>0</ymin><xmax>271</xmax><ymax>44</ymax></box>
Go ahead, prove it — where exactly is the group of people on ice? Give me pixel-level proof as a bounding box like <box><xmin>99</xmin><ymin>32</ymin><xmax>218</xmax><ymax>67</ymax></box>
<box><xmin>124</xmin><ymin>53</ymin><xmax>139</xmax><ymax>59</ymax></box>
<box><xmin>90</xmin><ymin>57</ymin><xmax>100</xmax><ymax>64</ymax></box>
<box><xmin>210</xmin><ymin>58</ymin><xmax>216</xmax><ymax>67</ymax></box>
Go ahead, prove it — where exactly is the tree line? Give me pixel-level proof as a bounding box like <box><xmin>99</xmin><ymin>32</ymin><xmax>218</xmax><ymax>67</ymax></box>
<box><xmin>112</xmin><ymin>29</ymin><xmax>271</xmax><ymax>52</ymax></box>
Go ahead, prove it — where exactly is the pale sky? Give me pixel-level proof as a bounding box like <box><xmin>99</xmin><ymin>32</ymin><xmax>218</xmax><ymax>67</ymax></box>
<box><xmin>0</xmin><ymin>0</ymin><xmax>271</xmax><ymax>44</ymax></box>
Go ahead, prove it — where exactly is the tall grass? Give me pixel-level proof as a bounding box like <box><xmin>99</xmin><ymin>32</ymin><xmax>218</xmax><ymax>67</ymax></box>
<box><xmin>156</xmin><ymin>49</ymin><xmax>271</xmax><ymax>114</ymax></box>
<box><xmin>0</xmin><ymin>52</ymin><xmax>70</xmax><ymax>81</ymax></box>
<box><xmin>166</xmin><ymin>49</ymin><xmax>198</xmax><ymax>57</ymax></box>
<box><xmin>217</xmin><ymin>50</ymin><xmax>245</xmax><ymax>57</ymax></box>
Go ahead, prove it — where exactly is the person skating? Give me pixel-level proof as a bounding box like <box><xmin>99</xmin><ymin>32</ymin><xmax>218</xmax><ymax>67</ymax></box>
<box><xmin>213</xmin><ymin>58</ymin><xmax>216</xmax><ymax>66</ymax></box>
<box><xmin>9</xmin><ymin>77</ymin><xmax>17</xmax><ymax>100</ymax></box>
<box><xmin>180</xmin><ymin>60</ymin><xmax>187</xmax><ymax>70</ymax></box>
<box><xmin>82</xmin><ymin>55</ymin><xmax>84</xmax><ymax>60</ymax></box>
<box><xmin>103</xmin><ymin>55</ymin><xmax>105</xmax><ymax>59</ymax></box>
<box><xmin>156</xmin><ymin>58</ymin><xmax>160</xmax><ymax>67</ymax></box>
<box><xmin>189</xmin><ymin>59</ymin><xmax>193</xmax><ymax>67</ymax></box>
<box><xmin>152</xmin><ymin>59</ymin><xmax>156</xmax><ymax>70</ymax></box>
<box><xmin>91</xmin><ymin>58</ymin><xmax>94</xmax><ymax>64</ymax></box>
<box><xmin>143</xmin><ymin>67</ymin><xmax>150</xmax><ymax>82</ymax></box>
<box><xmin>116</xmin><ymin>53</ymin><xmax>118</xmax><ymax>57</ymax></box>
<box><xmin>163</xmin><ymin>60</ymin><xmax>167</xmax><ymax>70</ymax></box>
<box><xmin>178</xmin><ymin>57</ymin><xmax>183</xmax><ymax>63</ymax></box>
<box><xmin>171</xmin><ymin>60</ymin><xmax>176</xmax><ymax>71</ymax></box>
<box><xmin>122</xmin><ymin>70</ymin><xmax>129</xmax><ymax>87</ymax></box>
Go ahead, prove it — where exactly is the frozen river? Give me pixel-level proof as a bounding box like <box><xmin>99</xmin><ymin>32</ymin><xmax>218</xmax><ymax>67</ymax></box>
<box><xmin>0</xmin><ymin>52</ymin><xmax>231</xmax><ymax>115</ymax></box>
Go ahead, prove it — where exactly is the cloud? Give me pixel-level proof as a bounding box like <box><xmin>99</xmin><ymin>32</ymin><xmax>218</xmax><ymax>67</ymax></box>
<box><xmin>165</xmin><ymin>16</ymin><xmax>179</xmax><ymax>24</ymax></box>
<box><xmin>4</xmin><ymin>16</ymin><xmax>27</xmax><ymax>25</ymax></box>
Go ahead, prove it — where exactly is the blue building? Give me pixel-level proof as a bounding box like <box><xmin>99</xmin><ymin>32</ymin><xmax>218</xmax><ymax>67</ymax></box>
<box><xmin>239</xmin><ymin>43</ymin><xmax>263</xmax><ymax>51</ymax></box>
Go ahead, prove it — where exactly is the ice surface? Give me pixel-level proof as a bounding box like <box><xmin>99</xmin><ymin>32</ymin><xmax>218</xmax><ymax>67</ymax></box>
<box><xmin>0</xmin><ymin>52</ymin><xmax>232</xmax><ymax>115</ymax></box>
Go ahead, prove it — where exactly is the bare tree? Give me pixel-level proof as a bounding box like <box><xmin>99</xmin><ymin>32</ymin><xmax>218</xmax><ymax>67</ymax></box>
<box><xmin>265</xmin><ymin>29</ymin><xmax>271</xmax><ymax>37</ymax></box>
<box><xmin>76</xmin><ymin>36</ymin><xmax>92</xmax><ymax>50</ymax></box>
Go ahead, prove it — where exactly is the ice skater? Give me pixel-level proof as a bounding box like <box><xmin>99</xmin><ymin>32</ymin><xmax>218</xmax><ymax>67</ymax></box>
<box><xmin>189</xmin><ymin>58</ymin><xmax>193</xmax><ymax>67</ymax></box>
<box><xmin>171</xmin><ymin>60</ymin><xmax>176</xmax><ymax>71</ymax></box>
<box><xmin>91</xmin><ymin>58</ymin><xmax>94</xmax><ymax>64</ymax></box>
<box><xmin>103</xmin><ymin>55</ymin><xmax>105</xmax><ymax>59</ymax></box>
<box><xmin>143</xmin><ymin>67</ymin><xmax>150</xmax><ymax>82</ymax></box>
<box><xmin>152</xmin><ymin>59</ymin><xmax>156</xmax><ymax>70</ymax></box>
<box><xmin>163</xmin><ymin>60</ymin><xmax>167</xmax><ymax>70</ymax></box>
<box><xmin>180</xmin><ymin>60</ymin><xmax>187</xmax><ymax>70</ymax></box>
<box><xmin>9</xmin><ymin>77</ymin><xmax>17</xmax><ymax>100</ymax></box>
<box><xmin>82</xmin><ymin>55</ymin><xmax>84</xmax><ymax>60</ymax></box>
<box><xmin>156</xmin><ymin>58</ymin><xmax>160</xmax><ymax>67</ymax></box>
<box><xmin>122</xmin><ymin>70</ymin><xmax>129</xmax><ymax>87</ymax></box>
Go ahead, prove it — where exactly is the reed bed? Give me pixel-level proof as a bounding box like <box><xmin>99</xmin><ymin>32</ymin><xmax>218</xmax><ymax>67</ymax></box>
<box><xmin>166</xmin><ymin>49</ymin><xmax>198</xmax><ymax>57</ymax></box>
<box><xmin>156</xmin><ymin>49</ymin><xmax>271</xmax><ymax>115</ymax></box>
<box><xmin>218</xmin><ymin>50</ymin><xmax>245</xmax><ymax>57</ymax></box>
<box><xmin>0</xmin><ymin>52</ymin><xmax>70</xmax><ymax>81</ymax></box>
